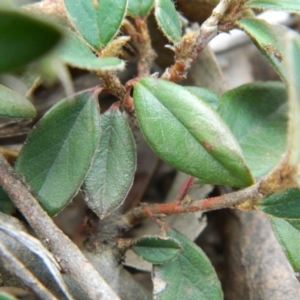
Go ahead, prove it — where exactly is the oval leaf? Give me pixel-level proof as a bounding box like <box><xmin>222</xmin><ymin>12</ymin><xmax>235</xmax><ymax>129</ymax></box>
<box><xmin>0</xmin><ymin>8</ymin><xmax>61</xmax><ymax>73</ymax></box>
<box><xmin>83</xmin><ymin>106</ymin><xmax>136</xmax><ymax>217</ymax></box>
<box><xmin>246</xmin><ymin>0</ymin><xmax>300</xmax><ymax>13</ymax></box>
<box><xmin>133</xmin><ymin>78</ymin><xmax>254</xmax><ymax>187</ymax></box>
<box><xmin>154</xmin><ymin>0</ymin><xmax>182</xmax><ymax>43</ymax></box>
<box><xmin>153</xmin><ymin>229</ymin><xmax>223</xmax><ymax>300</ymax></box>
<box><xmin>58</xmin><ymin>29</ymin><xmax>125</xmax><ymax>71</ymax></box>
<box><xmin>219</xmin><ymin>82</ymin><xmax>288</xmax><ymax>178</ymax></box>
<box><xmin>128</xmin><ymin>0</ymin><xmax>154</xmax><ymax>16</ymax></box>
<box><xmin>15</xmin><ymin>89</ymin><xmax>101</xmax><ymax>216</ymax></box>
<box><xmin>133</xmin><ymin>236</ymin><xmax>181</xmax><ymax>264</ymax></box>
<box><xmin>64</xmin><ymin>0</ymin><xmax>128</xmax><ymax>49</ymax></box>
<box><xmin>0</xmin><ymin>84</ymin><xmax>36</xmax><ymax>118</ymax></box>
<box><xmin>257</xmin><ymin>188</ymin><xmax>300</xmax><ymax>271</ymax></box>
<box><xmin>184</xmin><ymin>86</ymin><xmax>219</xmax><ymax>110</ymax></box>
<box><xmin>237</xmin><ymin>17</ymin><xmax>290</xmax><ymax>80</ymax></box>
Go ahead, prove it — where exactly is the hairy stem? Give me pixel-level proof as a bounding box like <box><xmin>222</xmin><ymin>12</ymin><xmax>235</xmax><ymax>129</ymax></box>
<box><xmin>135</xmin><ymin>18</ymin><xmax>156</xmax><ymax>77</ymax></box>
<box><xmin>126</xmin><ymin>182</ymin><xmax>263</xmax><ymax>225</ymax></box>
<box><xmin>97</xmin><ymin>70</ymin><xmax>126</xmax><ymax>101</ymax></box>
<box><xmin>161</xmin><ymin>0</ymin><xmax>236</xmax><ymax>81</ymax></box>
<box><xmin>122</xmin><ymin>18</ymin><xmax>156</xmax><ymax>77</ymax></box>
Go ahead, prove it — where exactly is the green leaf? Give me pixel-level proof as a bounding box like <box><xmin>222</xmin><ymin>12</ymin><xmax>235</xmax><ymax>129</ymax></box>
<box><xmin>246</xmin><ymin>0</ymin><xmax>300</xmax><ymax>13</ymax></box>
<box><xmin>19</xmin><ymin>68</ymin><xmax>41</xmax><ymax>94</ymax></box>
<box><xmin>0</xmin><ymin>84</ymin><xmax>36</xmax><ymax>118</ymax></box>
<box><xmin>219</xmin><ymin>82</ymin><xmax>288</xmax><ymax>178</ymax></box>
<box><xmin>82</xmin><ymin>106</ymin><xmax>136</xmax><ymax>218</ymax></box>
<box><xmin>153</xmin><ymin>229</ymin><xmax>223</xmax><ymax>300</ymax></box>
<box><xmin>184</xmin><ymin>86</ymin><xmax>219</xmax><ymax>110</ymax></box>
<box><xmin>64</xmin><ymin>0</ymin><xmax>128</xmax><ymax>49</ymax></box>
<box><xmin>257</xmin><ymin>188</ymin><xmax>300</xmax><ymax>229</ymax></box>
<box><xmin>133</xmin><ymin>78</ymin><xmax>254</xmax><ymax>187</ymax></box>
<box><xmin>133</xmin><ymin>236</ymin><xmax>181</xmax><ymax>264</ymax></box>
<box><xmin>0</xmin><ymin>8</ymin><xmax>61</xmax><ymax>73</ymax></box>
<box><xmin>270</xmin><ymin>217</ymin><xmax>300</xmax><ymax>272</ymax></box>
<box><xmin>58</xmin><ymin>29</ymin><xmax>124</xmax><ymax>71</ymax></box>
<box><xmin>128</xmin><ymin>0</ymin><xmax>154</xmax><ymax>16</ymax></box>
<box><xmin>0</xmin><ymin>187</ymin><xmax>14</xmax><ymax>215</ymax></box>
<box><xmin>15</xmin><ymin>89</ymin><xmax>101</xmax><ymax>216</ymax></box>
<box><xmin>257</xmin><ymin>188</ymin><xmax>300</xmax><ymax>271</ymax></box>
<box><xmin>237</xmin><ymin>17</ymin><xmax>290</xmax><ymax>80</ymax></box>
<box><xmin>0</xmin><ymin>291</ymin><xmax>18</xmax><ymax>300</ymax></box>
<box><xmin>154</xmin><ymin>0</ymin><xmax>182</xmax><ymax>43</ymax></box>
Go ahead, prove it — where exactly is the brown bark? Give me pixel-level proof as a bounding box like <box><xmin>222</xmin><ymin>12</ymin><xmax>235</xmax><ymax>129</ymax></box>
<box><xmin>0</xmin><ymin>153</ymin><xmax>119</xmax><ymax>300</ymax></box>
<box><xmin>223</xmin><ymin>210</ymin><xmax>300</xmax><ymax>300</ymax></box>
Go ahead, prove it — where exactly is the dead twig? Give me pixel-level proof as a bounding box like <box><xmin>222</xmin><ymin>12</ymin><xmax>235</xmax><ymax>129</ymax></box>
<box><xmin>0</xmin><ymin>152</ymin><xmax>120</xmax><ymax>300</ymax></box>
<box><xmin>0</xmin><ymin>216</ymin><xmax>73</xmax><ymax>300</ymax></box>
<box><xmin>0</xmin><ymin>240</ymin><xmax>58</xmax><ymax>300</ymax></box>
<box><xmin>161</xmin><ymin>0</ymin><xmax>240</xmax><ymax>82</ymax></box>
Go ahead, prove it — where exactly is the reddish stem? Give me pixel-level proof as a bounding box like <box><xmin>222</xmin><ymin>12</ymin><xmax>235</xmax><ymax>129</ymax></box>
<box><xmin>126</xmin><ymin>183</ymin><xmax>262</xmax><ymax>226</ymax></box>
<box><xmin>176</xmin><ymin>176</ymin><xmax>194</xmax><ymax>201</ymax></box>
<box><xmin>123</xmin><ymin>77</ymin><xmax>140</xmax><ymax>113</ymax></box>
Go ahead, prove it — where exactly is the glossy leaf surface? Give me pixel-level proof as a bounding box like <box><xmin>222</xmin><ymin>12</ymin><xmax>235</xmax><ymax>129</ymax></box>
<box><xmin>133</xmin><ymin>78</ymin><xmax>254</xmax><ymax>187</ymax></box>
<box><xmin>154</xmin><ymin>0</ymin><xmax>181</xmax><ymax>43</ymax></box>
<box><xmin>257</xmin><ymin>188</ymin><xmax>300</xmax><ymax>270</ymax></box>
<box><xmin>128</xmin><ymin>0</ymin><xmax>154</xmax><ymax>16</ymax></box>
<box><xmin>246</xmin><ymin>0</ymin><xmax>300</xmax><ymax>12</ymax></box>
<box><xmin>153</xmin><ymin>229</ymin><xmax>223</xmax><ymax>300</ymax></box>
<box><xmin>83</xmin><ymin>107</ymin><xmax>136</xmax><ymax>218</ymax></box>
<box><xmin>58</xmin><ymin>30</ymin><xmax>124</xmax><ymax>71</ymax></box>
<box><xmin>64</xmin><ymin>0</ymin><xmax>127</xmax><ymax>49</ymax></box>
<box><xmin>133</xmin><ymin>236</ymin><xmax>181</xmax><ymax>264</ymax></box>
<box><xmin>219</xmin><ymin>82</ymin><xmax>288</xmax><ymax>178</ymax></box>
<box><xmin>15</xmin><ymin>89</ymin><xmax>101</xmax><ymax>216</ymax></box>
<box><xmin>0</xmin><ymin>84</ymin><xmax>36</xmax><ymax>118</ymax></box>
<box><xmin>0</xmin><ymin>8</ymin><xmax>61</xmax><ymax>73</ymax></box>
<box><xmin>238</xmin><ymin>17</ymin><xmax>289</xmax><ymax>80</ymax></box>
<box><xmin>184</xmin><ymin>86</ymin><xmax>219</xmax><ymax>110</ymax></box>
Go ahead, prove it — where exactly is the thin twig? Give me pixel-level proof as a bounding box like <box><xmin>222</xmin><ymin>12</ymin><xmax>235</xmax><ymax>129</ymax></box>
<box><xmin>0</xmin><ymin>240</ymin><xmax>58</xmax><ymax>300</ymax></box>
<box><xmin>134</xmin><ymin>18</ymin><xmax>156</xmax><ymax>77</ymax></box>
<box><xmin>0</xmin><ymin>147</ymin><xmax>18</xmax><ymax>160</ymax></box>
<box><xmin>126</xmin><ymin>182</ymin><xmax>263</xmax><ymax>225</ymax></box>
<box><xmin>97</xmin><ymin>70</ymin><xmax>126</xmax><ymax>101</ymax></box>
<box><xmin>0</xmin><ymin>153</ymin><xmax>120</xmax><ymax>300</ymax></box>
<box><xmin>161</xmin><ymin>0</ymin><xmax>236</xmax><ymax>81</ymax></box>
<box><xmin>122</xmin><ymin>18</ymin><xmax>156</xmax><ymax>77</ymax></box>
<box><xmin>176</xmin><ymin>176</ymin><xmax>194</xmax><ymax>202</ymax></box>
<box><xmin>0</xmin><ymin>217</ymin><xmax>74</xmax><ymax>300</ymax></box>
